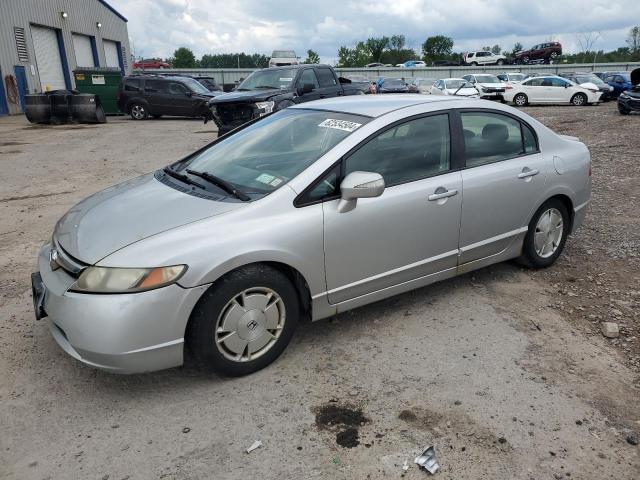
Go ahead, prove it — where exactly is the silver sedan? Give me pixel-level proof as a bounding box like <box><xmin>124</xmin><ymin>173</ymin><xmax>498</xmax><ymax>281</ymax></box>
<box><xmin>32</xmin><ymin>95</ymin><xmax>591</xmax><ymax>376</ymax></box>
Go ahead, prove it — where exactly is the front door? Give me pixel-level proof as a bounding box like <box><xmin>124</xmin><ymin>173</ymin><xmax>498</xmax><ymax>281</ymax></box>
<box><xmin>458</xmin><ymin>110</ymin><xmax>550</xmax><ymax>264</ymax></box>
<box><xmin>295</xmin><ymin>69</ymin><xmax>322</xmax><ymax>103</ymax></box>
<box><xmin>323</xmin><ymin>113</ymin><xmax>462</xmax><ymax>304</ymax></box>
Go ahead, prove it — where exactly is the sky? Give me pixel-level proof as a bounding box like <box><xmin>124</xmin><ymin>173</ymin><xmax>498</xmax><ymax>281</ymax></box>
<box><xmin>108</xmin><ymin>0</ymin><xmax>640</xmax><ymax>63</ymax></box>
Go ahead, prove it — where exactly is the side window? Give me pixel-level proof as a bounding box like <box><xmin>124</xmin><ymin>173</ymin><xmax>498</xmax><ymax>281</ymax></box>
<box><xmin>298</xmin><ymin>69</ymin><xmax>320</xmax><ymax>89</ymax></box>
<box><xmin>467</xmin><ymin>53</ymin><xmax>475</xmax><ymax>58</ymax></box>
<box><xmin>298</xmin><ymin>163</ymin><xmax>341</xmax><ymax>205</ymax></box>
<box><xmin>124</xmin><ymin>78</ymin><xmax>140</xmax><ymax>91</ymax></box>
<box><xmin>461</xmin><ymin>112</ymin><xmax>525</xmax><ymax>167</ymax></box>
<box><xmin>523</xmin><ymin>124</ymin><xmax>537</xmax><ymax>153</ymax></box>
<box><xmin>345</xmin><ymin>114</ymin><xmax>451</xmax><ymax>186</ymax></box>
<box><xmin>168</xmin><ymin>82</ymin><xmax>187</xmax><ymax>95</ymax></box>
<box><xmin>316</xmin><ymin>68</ymin><xmax>337</xmax><ymax>87</ymax></box>
<box><xmin>615</xmin><ymin>75</ymin><xmax>624</xmax><ymax>83</ymax></box>
<box><xmin>144</xmin><ymin>79</ymin><xmax>165</xmax><ymax>92</ymax></box>
<box><xmin>550</xmin><ymin>78</ymin><xmax>568</xmax><ymax>87</ymax></box>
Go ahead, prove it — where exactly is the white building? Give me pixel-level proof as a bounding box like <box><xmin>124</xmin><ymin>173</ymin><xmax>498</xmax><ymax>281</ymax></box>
<box><xmin>0</xmin><ymin>0</ymin><xmax>130</xmax><ymax>115</ymax></box>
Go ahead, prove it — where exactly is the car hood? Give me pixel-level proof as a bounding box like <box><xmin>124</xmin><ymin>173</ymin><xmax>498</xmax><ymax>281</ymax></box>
<box><xmin>54</xmin><ymin>173</ymin><xmax>245</xmax><ymax>264</ymax></box>
<box><xmin>209</xmin><ymin>89</ymin><xmax>285</xmax><ymax>105</ymax></box>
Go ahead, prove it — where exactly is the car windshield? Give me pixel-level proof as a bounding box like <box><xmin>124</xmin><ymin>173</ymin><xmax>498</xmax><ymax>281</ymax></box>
<box><xmin>575</xmin><ymin>74</ymin><xmax>605</xmax><ymax>86</ymax></box>
<box><xmin>272</xmin><ymin>50</ymin><xmax>296</xmax><ymax>58</ymax></box>
<box><xmin>474</xmin><ymin>75</ymin><xmax>501</xmax><ymax>83</ymax></box>
<box><xmin>383</xmin><ymin>79</ymin><xmax>405</xmax><ymax>87</ymax></box>
<box><xmin>238</xmin><ymin>69</ymin><xmax>296</xmax><ymax>90</ymax></box>
<box><xmin>620</xmin><ymin>73</ymin><xmax>631</xmax><ymax>81</ymax></box>
<box><xmin>445</xmin><ymin>79</ymin><xmax>472</xmax><ymax>89</ymax></box>
<box><xmin>181</xmin><ymin>77</ymin><xmax>210</xmax><ymax>94</ymax></box>
<box><xmin>177</xmin><ymin>109</ymin><xmax>370</xmax><ymax>195</ymax></box>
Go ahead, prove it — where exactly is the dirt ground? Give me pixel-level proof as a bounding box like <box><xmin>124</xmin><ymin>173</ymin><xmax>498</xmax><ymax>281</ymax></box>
<box><xmin>0</xmin><ymin>103</ymin><xmax>638</xmax><ymax>480</ymax></box>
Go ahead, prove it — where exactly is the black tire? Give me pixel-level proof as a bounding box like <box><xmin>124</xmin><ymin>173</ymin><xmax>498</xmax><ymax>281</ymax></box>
<box><xmin>522</xmin><ymin>56</ymin><xmax>530</xmax><ymax>64</ymax></box>
<box><xmin>513</xmin><ymin>93</ymin><xmax>528</xmax><ymax>107</ymax></box>
<box><xmin>186</xmin><ymin>264</ymin><xmax>300</xmax><ymax>376</ymax></box>
<box><xmin>496</xmin><ymin>59</ymin><xmax>504</xmax><ymax>65</ymax></box>
<box><xmin>571</xmin><ymin>93</ymin><xmax>587</xmax><ymax>106</ymax></box>
<box><xmin>95</xmin><ymin>105</ymin><xmax>106</xmax><ymax>124</ymax></box>
<box><xmin>520</xmin><ymin>198</ymin><xmax>570</xmax><ymax>268</ymax></box>
<box><xmin>129</xmin><ymin>102</ymin><xmax>148</xmax><ymax>120</ymax></box>
<box><xmin>618</xmin><ymin>104</ymin><xmax>630</xmax><ymax>115</ymax></box>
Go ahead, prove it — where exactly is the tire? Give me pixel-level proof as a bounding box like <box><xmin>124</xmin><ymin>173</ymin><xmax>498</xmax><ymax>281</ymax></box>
<box><xmin>618</xmin><ymin>104</ymin><xmax>630</xmax><ymax>115</ymax></box>
<box><xmin>129</xmin><ymin>102</ymin><xmax>148</xmax><ymax>120</ymax></box>
<box><xmin>513</xmin><ymin>93</ymin><xmax>528</xmax><ymax>107</ymax></box>
<box><xmin>470</xmin><ymin>62</ymin><xmax>478</xmax><ymax>66</ymax></box>
<box><xmin>496</xmin><ymin>59</ymin><xmax>504</xmax><ymax>65</ymax></box>
<box><xmin>550</xmin><ymin>52</ymin><xmax>559</xmax><ymax>61</ymax></box>
<box><xmin>95</xmin><ymin>105</ymin><xmax>106</xmax><ymax>124</ymax></box>
<box><xmin>522</xmin><ymin>56</ymin><xmax>529</xmax><ymax>64</ymax></box>
<box><xmin>571</xmin><ymin>93</ymin><xmax>587</xmax><ymax>106</ymax></box>
<box><xmin>186</xmin><ymin>264</ymin><xmax>300</xmax><ymax>377</ymax></box>
<box><xmin>520</xmin><ymin>199</ymin><xmax>570</xmax><ymax>268</ymax></box>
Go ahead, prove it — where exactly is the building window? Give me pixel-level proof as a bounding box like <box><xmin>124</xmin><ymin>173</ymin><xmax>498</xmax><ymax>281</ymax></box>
<box><xmin>14</xmin><ymin>27</ymin><xmax>29</xmax><ymax>62</ymax></box>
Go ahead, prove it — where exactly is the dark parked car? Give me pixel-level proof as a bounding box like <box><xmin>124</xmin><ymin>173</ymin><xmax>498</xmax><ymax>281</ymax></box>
<box><xmin>617</xmin><ymin>68</ymin><xmax>640</xmax><ymax>115</ymax></box>
<box><xmin>207</xmin><ymin>65</ymin><xmax>363</xmax><ymax>135</ymax></box>
<box><xmin>376</xmin><ymin>77</ymin><xmax>409</xmax><ymax>93</ymax></box>
<box><xmin>191</xmin><ymin>76</ymin><xmax>223</xmax><ymax>92</ymax></box>
<box><xmin>515</xmin><ymin>42</ymin><xmax>562</xmax><ymax>64</ymax></box>
<box><xmin>602</xmin><ymin>72</ymin><xmax>633</xmax><ymax>98</ymax></box>
<box><xmin>559</xmin><ymin>72</ymin><xmax>614</xmax><ymax>101</ymax></box>
<box><xmin>342</xmin><ymin>75</ymin><xmax>372</xmax><ymax>94</ymax></box>
<box><xmin>431</xmin><ymin>60</ymin><xmax>460</xmax><ymax>66</ymax></box>
<box><xmin>117</xmin><ymin>75</ymin><xmax>220</xmax><ymax>120</ymax></box>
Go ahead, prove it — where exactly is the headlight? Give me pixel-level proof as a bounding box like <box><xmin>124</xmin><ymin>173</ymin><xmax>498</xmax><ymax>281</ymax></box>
<box><xmin>619</xmin><ymin>93</ymin><xmax>629</xmax><ymax>99</ymax></box>
<box><xmin>255</xmin><ymin>101</ymin><xmax>275</xmax><ymax>116</ymax></box>
<box><xmin>70</xmin><ymin>265</ymin><xmax>186</xmax><ymax>293</ymax></box>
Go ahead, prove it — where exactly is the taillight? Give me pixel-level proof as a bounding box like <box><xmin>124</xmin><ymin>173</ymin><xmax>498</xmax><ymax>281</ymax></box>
<box><xmin>505</xmin><ymin>85</ymin><xmax>513</xmax><ymax>90</ymax></box>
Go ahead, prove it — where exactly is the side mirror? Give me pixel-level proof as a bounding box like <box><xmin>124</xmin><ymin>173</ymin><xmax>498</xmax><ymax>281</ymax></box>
<box><xmin>298</xmin><ymin>83</ymin><xmax>314</xmax><ymax>95</ymax></box>
<box><xmin>337</xmin><ymin>171</ymin><xmax>385</xmax><ymax>213</ymax></box>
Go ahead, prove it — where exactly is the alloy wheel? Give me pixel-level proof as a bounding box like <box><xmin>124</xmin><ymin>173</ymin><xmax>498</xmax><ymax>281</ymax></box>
<box><xmin>534</xmin><ymin>208</ymin><xmax>564</xmax><ymax>258</ymax></box>
<box><xmin>214</xmin><ymin>287</ymin><xmax>286</xmax><ymax>362</ymax></box>
<box><xmin>514</xmin><ymin>94</ymin><xmax>527</xmax><ymax>106</ymax></box>
<box><xmin>131</xmin><ymin>105</ymin><xmax>145</xmax><ymax>119</ymax></box>
<box><xmin>572</xmin><ymin>94</ymin><xmax>585</xmax><ymax>106</ymax></box>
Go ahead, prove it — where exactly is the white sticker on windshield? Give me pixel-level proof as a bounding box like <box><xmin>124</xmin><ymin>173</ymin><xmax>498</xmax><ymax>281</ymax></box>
<box><xmin>318</xmin><ymin>118</ymin><xmax>362</xmax><ymax>132</ymax></box>
<box><xmin>256</xmin><ymin>173</ymin><xmax>276</xmax><ymax>185</ymax></box>
<box><xmin>279</xmin><ymin>77</ymin><xmax>293</xmax><ymax>82</ymax></box>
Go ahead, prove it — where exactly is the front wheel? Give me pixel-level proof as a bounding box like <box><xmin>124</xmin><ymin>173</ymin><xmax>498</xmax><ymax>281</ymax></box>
<box><xmin>520</xmin><ymin>199</ymin><xmax>570</xmax><ymax>268</ymax></box>
<box><xmin>470</xmin><ymin>61</ymin><xmax>478</xmax><ymax>66</ymax></box>
<box><xmin>571</xmin><ymin>93</ymin><xmax>587</xmax><ymax>106</ymax></box>
<box><xmin>618</xmin><ymin>104</ymin><xmax>630</xmax><ymax>115</ymax></box>
<box><xmin>513</xmin><ymin>93</ymin><xmax>528</xmax><ymax>107</ymax></box>
<box><xmin>496</xmin><ymin>59</ymin><xmax>504</xmax><ymax>65</ymax></box>
<box><xmin>186</xmin><ymin>265</ymin><xmax>300</xmax><ymax>376</ymax></box>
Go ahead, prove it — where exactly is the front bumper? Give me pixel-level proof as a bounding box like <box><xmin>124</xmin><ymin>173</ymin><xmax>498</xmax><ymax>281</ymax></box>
<box><xmin>36</xmin><ymin>244</ymin><xmax>209</xmax><ymax>373</ymax></box>
<box><xmin>618</xmin><ymin>95</ymin><xmax>640</xmax><ymax>112</ymax></box>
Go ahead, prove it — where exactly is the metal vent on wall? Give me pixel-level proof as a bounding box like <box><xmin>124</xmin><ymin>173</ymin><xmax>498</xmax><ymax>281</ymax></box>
<box><xmin>121</xmin><ymin>46</ymin><xmax>128</xmax><ymax>68</ymax></box>
<box><xmin>14</xmin><ymin>27</ymin><xmax>29</xmax><ymax>62</ymax></box>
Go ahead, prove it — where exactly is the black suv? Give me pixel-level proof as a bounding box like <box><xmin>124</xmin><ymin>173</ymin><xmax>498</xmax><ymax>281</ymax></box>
<box><xmin>117</xmin><ymin>75</ymin><xmax>220</xmax><ymax>120</ymax></box>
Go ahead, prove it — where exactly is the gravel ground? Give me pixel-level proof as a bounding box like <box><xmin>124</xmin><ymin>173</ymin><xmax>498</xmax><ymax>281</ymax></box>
<box><xmin>0</xmin><ymin>104</ymin><xmax>638</xmax><ymax>480</ymax></box>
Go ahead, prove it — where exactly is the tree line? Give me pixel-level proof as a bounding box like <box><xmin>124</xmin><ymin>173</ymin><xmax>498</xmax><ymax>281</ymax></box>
<box><xmin>160</xmin><ymin>25</ymin><xmax>640</xmax><ymax>69</ymax></box>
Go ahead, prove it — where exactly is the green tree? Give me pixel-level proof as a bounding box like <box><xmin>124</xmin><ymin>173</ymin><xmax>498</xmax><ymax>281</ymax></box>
<box><xmin>389</xmin><ymin>34</ymin><xmax>406</xmax><ymax>51</ymax></box>
<box><xmin>421</xmin><ymin>35</ymin><xmax>454</xmax><ymax>62</ymax></box>
<box><xmin>627</xmin><ymin>26</ymin><xmax>640</xmax><ymax>57</ymax></box>
<box><xmin>365</xmin><ymin>36</ymin><xmax>390</xmax><ymax>62</ymax></box>
<box><xmin>303</xmin><ymin>49</ymin><xmax>321</xmax><ymax>64</ymax></box>
<box><xmin>491</xmin><ymin>44</ymin><xmax>502</xmax><ymax>55</ymax></box>
<box><xmin>511</xmin><ymin>42</ymin><xmax>523</xmax><ymax>56</ymax></box>
<box><xmin>337</xmin><ymin>42</ymin><xmax>371</xmax><ymax>67</ymax></box>
<box><xmin>171</xmin><ymin>47</ymin><xmax>196</xmax><ymax>68</ymax></box>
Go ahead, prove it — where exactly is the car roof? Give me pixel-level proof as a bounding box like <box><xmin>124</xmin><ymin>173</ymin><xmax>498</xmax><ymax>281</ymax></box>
<box><xmin>291</xmin><ymin>95</ymin><xmax>464</xmax><ymax>118</ymax></box>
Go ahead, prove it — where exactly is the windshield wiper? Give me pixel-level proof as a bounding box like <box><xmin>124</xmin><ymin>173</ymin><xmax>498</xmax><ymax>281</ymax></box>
<box><xmin>163</xmin><ymin>167</ymin><xmax>205</xmax><ymax>189</ymax></box>
<box><xmin>254</xmin><ymin>85</ymin><xmax>279</xmax><ymax>89</ymax></box>
<box><xmin>186</xmin><ymin>169</ymin><xmax>250</xmax><ymax>201</ymax></box>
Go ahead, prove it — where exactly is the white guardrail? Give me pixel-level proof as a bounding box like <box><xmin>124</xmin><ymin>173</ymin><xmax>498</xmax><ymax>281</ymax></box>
<box><xmin>134</xmin><ymin>62</ymin><xmax>639</xmax><ymax>85</ymax></box>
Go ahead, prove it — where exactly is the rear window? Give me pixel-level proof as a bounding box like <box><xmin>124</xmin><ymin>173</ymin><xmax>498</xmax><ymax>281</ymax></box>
<box><xmin>144</xmin><ymin>79</ymin><xmax>166</xmax><ymax>92</ymax></box>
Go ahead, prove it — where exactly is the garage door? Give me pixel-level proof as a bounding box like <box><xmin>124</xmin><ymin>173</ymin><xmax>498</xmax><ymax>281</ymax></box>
<box><xmin>104</xmin><ymin>40</ymin><xmax>120</xmax><ymax>68</ymax></box>
<box><xmin>72</xmin><ymin>33</ymin><xmax>94</xmax><ymax>67</ymax></box>
<box><xmin>31</xmin><ymin>25</ymin><xmax>66</xmax><ymax>91</ymax></box>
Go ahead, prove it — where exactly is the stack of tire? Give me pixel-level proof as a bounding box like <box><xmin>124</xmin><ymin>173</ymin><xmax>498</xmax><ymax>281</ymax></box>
<box><xmin>25</xmin><ymin>90</ymin><xmax>106</xmax><ymax>124</ymax></box>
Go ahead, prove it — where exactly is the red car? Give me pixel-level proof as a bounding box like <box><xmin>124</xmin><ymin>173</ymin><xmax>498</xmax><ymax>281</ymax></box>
<box><xmin>133</xmin><ymin>59</ymin><xmax>171</xmax><ymax>69</ymax></box>
<box><xmin>515</xmin><ymin>42</ymin><xmax>562</xmax><ymax>64</ymax></box>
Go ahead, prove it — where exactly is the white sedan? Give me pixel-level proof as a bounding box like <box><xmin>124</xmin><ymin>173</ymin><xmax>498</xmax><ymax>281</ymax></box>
<box><xmin>505</xmin><ymin>76</ymin><xmax>602</xmax><ymax>107</ymax></box>
<box><xmin>430</xmin><ymin>78</ymin><xmax>479</xmax><ymax>97</ymax></box>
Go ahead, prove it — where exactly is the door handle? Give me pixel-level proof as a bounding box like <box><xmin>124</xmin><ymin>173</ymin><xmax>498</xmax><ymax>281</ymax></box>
<box><xmin>428</xmin><ymin>188</ymin><xmax>458</xmax><ymax>201</ymax></box>
<box><xmin>518</xmin><ymin>168</ymin><xmax>539</xmax><ymax>179</ymax></box>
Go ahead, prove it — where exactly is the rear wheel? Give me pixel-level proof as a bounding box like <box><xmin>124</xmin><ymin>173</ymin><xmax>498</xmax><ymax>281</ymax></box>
<box><xmin>571</xmin><ymin>93</ymin><xmax>587</xmax><ymax>106</ymax></box>
<box><xmin>513</xmin><ymin>93</ymin><xmax>528</xmax><ymax>107</ymax></box>
<box><xmin>129</xmin><ymin>102</ymin><xmax>148</xmax><ymax>120</ymax></box>
<box><xmin>520</xmin><ymin>199</ymin><xmax>570</xmax><ymax>268</ymax></box>
<box><xmin>496</xmin><ymin>59</ymin><xmax>504</xmax><ymax>65</ymax></box>
<box><xmin>549</xmin><ymin>52</ymin><xmax>559</xmax><ymax>62</ymax></box>
<box><xmin>522</xmin><ymin>56</ymin><xmax>530</xmax><ymax>64</ymax></box>
<box><xmin>186</xmin><ymin>264</ymin><xmax>300</xmax><ymax>376</ymax></box>
<box><xmin>470</xmin><ymin>61</ymin><xmax>478</xmax><ymax>66</ymax></box>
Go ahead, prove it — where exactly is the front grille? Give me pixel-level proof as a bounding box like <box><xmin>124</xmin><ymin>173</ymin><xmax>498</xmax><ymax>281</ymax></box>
<box><xmin>215</xmin><ymin>104</ymin><xmax>256</xmax><ymax>124</ymax></box>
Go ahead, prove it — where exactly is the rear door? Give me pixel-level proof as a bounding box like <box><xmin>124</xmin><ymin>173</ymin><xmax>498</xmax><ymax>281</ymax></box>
<box><xmin>143</xmin><ymin>79</ymin><xmax>167</xmax><ymax>114</ymax></box>
<box><xmin>315</xmin><ymin>67</ymin><xmax>343</xmax><ymax>98</ymax></box>
<box><xmin>458</xmin><ymin>110</ymin><xmax>549</xmax><ymax>264</ymax></box>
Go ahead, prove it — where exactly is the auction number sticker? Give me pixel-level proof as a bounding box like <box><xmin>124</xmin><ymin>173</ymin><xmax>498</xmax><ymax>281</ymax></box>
<box><xmin>318</xmin><ymin>118</ymin><xmax>362</xmax><ymax>132</ymax></box>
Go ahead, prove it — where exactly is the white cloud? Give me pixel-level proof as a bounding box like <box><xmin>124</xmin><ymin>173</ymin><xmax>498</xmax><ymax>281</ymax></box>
<box><xmin>108</xmin><ymin>0</ymin><xmax>640</xmax><ymax>60</ymax></box>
